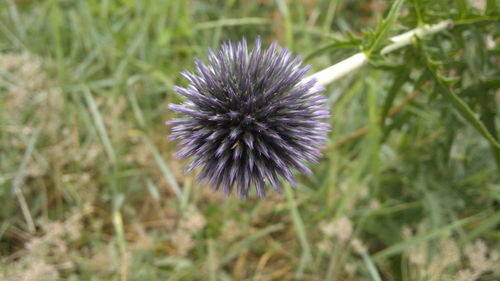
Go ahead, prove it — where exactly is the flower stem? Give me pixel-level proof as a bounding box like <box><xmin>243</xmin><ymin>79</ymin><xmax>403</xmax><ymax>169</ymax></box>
<box><xmin>308</xmin><ymin>19</ymin><xmax>453</xmax><ymax>86</ymax></box>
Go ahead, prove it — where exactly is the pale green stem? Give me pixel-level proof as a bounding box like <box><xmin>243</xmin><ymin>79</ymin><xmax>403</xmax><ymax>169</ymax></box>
<box><xmin>308</xmin><ymin>20</ymin><xmax>453</xmax><ymax>86</ymax></box>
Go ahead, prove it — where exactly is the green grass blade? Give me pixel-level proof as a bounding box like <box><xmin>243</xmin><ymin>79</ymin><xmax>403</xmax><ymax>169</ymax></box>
<box><xmin>361</xmin><ymin>252</ymin><xmax>383</xmax><ymax>281</ymax></box>
<box><xmin>194</xmin><ymin>17</ymin><xmax>271</xmax><ymax>30</ymax></box>
<box><xmin>372</xmin><ymin>214</ymin><xmax>480</xmax><ymax>261</ymax></box>
<box><xmin>284</xmin><ymin>184</ymin><xmax>313</xmax><ymax>278</ymax></box>
<box><xmin>144</xmin><ymin>136</ymin><xmax>183</xmax><ymax>201</ymax></box>
<box><xmin>11</xmin><ymin>127</ymin><xmax>41</xmax><ymax>233</ymax></box>
<box><xmin>275</xmin><ymin>0</ymin><xmax>294</xmax><ymax>49</ymax></box>
<box><xmin>82</xmin><ymin>87</ymin><xmax>116</xmax><ymax>163</ymax></box>
<box><xmin>464</xmin><ymin>212</ymin><xmax>500</xmax><ymax>243</ymax></box>
<box><xmin>221</xmin><ymin>223</ymin><xmax>284</xmax><ymax>265</ymax></box>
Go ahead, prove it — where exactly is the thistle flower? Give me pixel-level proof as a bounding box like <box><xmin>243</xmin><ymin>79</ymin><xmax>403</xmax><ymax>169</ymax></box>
<box><xmin>167</xmin><ymin>37</ymin><xmax>330</xmax><ymax>198</ymax></box>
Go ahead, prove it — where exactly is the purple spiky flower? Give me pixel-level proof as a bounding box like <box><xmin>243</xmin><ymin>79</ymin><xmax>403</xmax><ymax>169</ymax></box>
<box><xmin>167</xmin><ymin>37</ymin><xmax>330</xmax><ymax>198</ymax></box>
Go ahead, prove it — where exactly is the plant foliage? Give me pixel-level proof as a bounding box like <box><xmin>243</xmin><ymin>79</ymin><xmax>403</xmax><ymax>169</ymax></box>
<box><xmin>0</xmin><ymin>0</ymin><xmax>498</xmax><ymax>280</ymax></box>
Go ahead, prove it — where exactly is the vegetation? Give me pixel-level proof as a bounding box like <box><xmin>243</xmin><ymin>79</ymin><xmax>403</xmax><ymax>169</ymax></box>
<box><xmin>0</xmin><ymin>0</ymin><xmax>498</xmax><ymax>280</ymax></box>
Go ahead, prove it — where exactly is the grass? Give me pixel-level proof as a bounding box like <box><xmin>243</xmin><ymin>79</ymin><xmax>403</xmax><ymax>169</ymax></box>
<box><xmin>1</xmin><ymin>0</ymin><xmax>499</xmax><ymax>280</ymax></box>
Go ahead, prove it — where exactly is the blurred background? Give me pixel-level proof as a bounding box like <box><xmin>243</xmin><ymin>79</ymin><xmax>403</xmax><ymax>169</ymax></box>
<box><xmin>1</xmin><ymin>0</ymin><xmax>499</xmax><ymax>280</ymax></box>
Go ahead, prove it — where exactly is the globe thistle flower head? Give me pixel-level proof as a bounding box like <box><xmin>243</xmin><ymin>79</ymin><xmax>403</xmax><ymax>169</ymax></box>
<box><xmin>168</xmin><ymin>37</ymin><xmax>330</xmax><ymax>198</ymax></box>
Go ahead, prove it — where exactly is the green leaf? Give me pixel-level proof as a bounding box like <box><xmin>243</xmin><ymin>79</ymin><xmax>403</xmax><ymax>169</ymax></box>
<box><xmin>304</xmin><ymin>39</ymin><xmax>361</xmax><ymax>62</ymax></box>
<box><xmin>422</xmin><ymin>55</ymin><xmax>500</xmax><ymax>151</ymax></box>
<box><xmin>457</xmin><ymin>0</ymin><xmax>468</xmax><ymax>18</ymax></box>
<box><xmin>411</xmin><ymin>0</ymin><xmax>424</xmax><ymax>25</ymax></box>
<box><xmin>380</xmin><ymin>62</ymin><xmax>411</xmax><ymax>126</ymax></box>
<box><xmin>366</xmin><ymin>0</ymin><xmax>406</xmax><ymax>56</ymax></box>
<box><xmin>486</xmin><ymin>0</ymin><xmax>497</xmax><ymax>15</ymax></box>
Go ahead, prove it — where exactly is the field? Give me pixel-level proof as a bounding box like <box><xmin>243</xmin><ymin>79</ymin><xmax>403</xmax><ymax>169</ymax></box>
<box><xmin>1</xmin><ymin>0</ymin><xmax>499</xmax><ymax>280</ymax></box>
